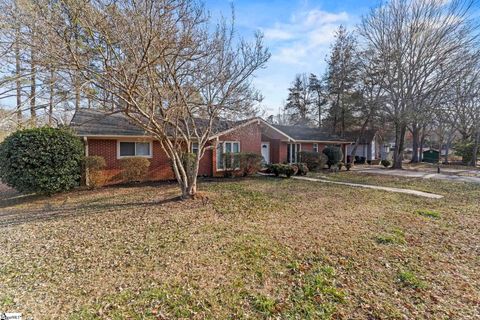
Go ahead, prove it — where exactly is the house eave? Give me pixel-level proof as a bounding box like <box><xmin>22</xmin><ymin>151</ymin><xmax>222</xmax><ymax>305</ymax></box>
<box><xmin>281</xmin><ymin>139</ymin><xmax>354</xmax><ymax>144</ymax></box>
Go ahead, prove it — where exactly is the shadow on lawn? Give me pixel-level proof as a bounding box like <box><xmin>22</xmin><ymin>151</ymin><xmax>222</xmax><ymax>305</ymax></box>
<box><xmin>0</xmin><ymin>176</ymin><xmax>262</xmax><ymax>227</ymax></box>
<box><xmin>0</xmin><ymin>181</ymin><xmax>185</xmax><ymax>227</ymax></box>
<box><xmin>0</xmin><ymin>196</ymin><xmax>183</xmax><ymax>227</ymax></box>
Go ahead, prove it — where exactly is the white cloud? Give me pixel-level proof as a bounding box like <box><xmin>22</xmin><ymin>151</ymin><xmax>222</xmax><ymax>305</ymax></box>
<box><xmin>245</xmin><ymin>5</ymin><xmax>364</xmax><ymax>113</ymax></box>
<box><xmin>262</xmin><ymin>8</ymin><xmax>350</xmax><ymax>66</ymax></box>
<box><xmin>264</xmin><ymin>25</ymin><xmax>294</xmax><ymax>40</ymax></box>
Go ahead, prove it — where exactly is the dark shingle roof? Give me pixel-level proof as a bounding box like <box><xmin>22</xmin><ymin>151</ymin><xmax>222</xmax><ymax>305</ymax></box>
<box><xmin>70</xmin><ymin>109</ymin><xmax>254</xmax><ymax>137</ymax></box>
<box><xmin>344</xmin><ymin>129</ymin><xmax>377</xmax><ymax>144</ymax></box>
<box><xmin>70</xmin><ymin>109</ymin><xmax>148</xmax><ymax>136</ymax></box>
<box><xmin>271</xmin><ymin>124</ymin><xmax>351</xmax><ymax>142</ymax></box>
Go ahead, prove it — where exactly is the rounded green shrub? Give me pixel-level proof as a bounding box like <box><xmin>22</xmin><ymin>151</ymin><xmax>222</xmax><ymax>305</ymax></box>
<box><xmin>298</xmin><ymin>151</ymin><xmax>327</xmax><ymax>171</ymax></box>
<box><xmin>84</xmin><ymin>156</ymin><xmax>107</xmax><ymax>189</ymax></box>
<box><xmin>0</xmin><ymin>127</ymin><xmax>84</xmax><ymax>194</ymax></box>
<box><xmin>381</xmin><ymin>159</ymin><xmax>391</xmax><ymax>168</ymax></box>
<box><xmin>322</xmin><ymin>146</ymin><xmax>344</xmax><ymax>168</ymax></box>
<box><xmin>239</xmin><ymin>152</ymin><xmax>263</xmax><ymax>176</ymax></box>
<box><xmin>283</xmin><ymin>164</ymin><xmax>295</xmax><ymax>178</ymax></box>
<box><xmin>119</xmin><ymin>157</ymin><xmax>150</xmax><ymax>183</ymax></box>
<box><xmin>268</xmin><ymin>163</ymin><xmax>295</xmax><ymax>178</ymax></box>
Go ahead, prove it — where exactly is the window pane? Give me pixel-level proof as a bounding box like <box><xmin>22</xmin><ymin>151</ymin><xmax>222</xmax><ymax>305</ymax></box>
<box><xmin>120</xmin><ymin>142</ymin><xmax>135</xmax><ymax>156</ymax></box>
<box><xmin>192</xmin><ymin>143</ymin><xmax>199</xmax><ymax>154</ymax></box>
<box><xmin>233</xmin><ymin>142</ymin><xmax>239</xmax><ymax>153</ymax></box>
<box><xmin>217</xmin><ymin>143</ymin><xmax>224</xmax><ymax>169</ymax></box>
<box><xmin>136</xmin><ymin>142</ymin><xmax>150</xmax><ymax>156</ymax></box>
<box><xmin>225</xmin><ymin>142</ymin><xmax>232</xmax><ymax>153</ymax></box>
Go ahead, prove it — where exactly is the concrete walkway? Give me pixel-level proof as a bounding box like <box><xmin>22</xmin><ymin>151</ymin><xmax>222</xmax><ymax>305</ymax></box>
<box><xmin>354</xmin><ymin>167</ymin><xmax>480</xmax><ymax>184</ymax></box>
<box><xmin>292</xmin><ymin>176</ymin><xmax>443</xmax><ymax>199</ymax></box>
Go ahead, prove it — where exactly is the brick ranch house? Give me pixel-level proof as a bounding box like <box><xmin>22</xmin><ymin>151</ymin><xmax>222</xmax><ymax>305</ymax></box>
<box><xmin>70</xmin><ymin>109</ymin><xmax>353</xmax><ymax>184</ymax></box>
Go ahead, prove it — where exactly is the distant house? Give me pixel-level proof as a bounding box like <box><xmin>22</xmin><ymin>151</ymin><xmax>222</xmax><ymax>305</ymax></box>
<box><xmin>70</xmin><ymin>109</ymin><xmax>353</xmax><ymax>184</ymax></box>
<box><xmin>344</xmin><ymin>129</ymin><xmax>380</xmax><ymax>162</ymax></box>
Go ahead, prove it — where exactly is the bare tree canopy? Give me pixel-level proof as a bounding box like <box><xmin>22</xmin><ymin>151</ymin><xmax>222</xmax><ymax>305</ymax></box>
<box><xmin>1</xmin><ymin>0</ymin><xmax>270</xmax><ymax>198</ymax></box>
<box><xmin>358</xmin><ymin>0</ymin><xmax>480</xmax><ymax>168</ymax></box>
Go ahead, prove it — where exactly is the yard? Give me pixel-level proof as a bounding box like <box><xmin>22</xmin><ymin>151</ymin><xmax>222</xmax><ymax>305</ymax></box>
<box><xmin>0</xmin><ymin>175</ymin><xmax>479</xmax><ymax>319</ymax></box>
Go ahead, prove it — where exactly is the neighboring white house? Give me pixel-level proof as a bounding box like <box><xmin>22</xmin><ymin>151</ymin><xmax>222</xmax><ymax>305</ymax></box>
<box><xmin>345</xmin><ymin>129</ymin><xmax>380</xmax><ymax>162</ymax></box>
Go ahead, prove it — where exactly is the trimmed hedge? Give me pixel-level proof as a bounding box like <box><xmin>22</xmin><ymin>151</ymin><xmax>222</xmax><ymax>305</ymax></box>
<box><xmin>0</xmin><ymin>127</ymin><xmax>84</xmax><ymax>194</ymax></box>
<box><xmin>322</xmin><ymin>146</ymin><xmax>344</xmax><ymax>168</ymax></box>
<box><xmin>119</xmin><ymin>157</ymin><xmax>150</xmax><ymax>183</ymax></box>
<box><xmin>239</xmin><ymin>152</ymin><xmax>263</xmax><ymax>176</ymax></box>
<box><xmin>268</xmin><ymin>164</ymin><xmax>295</xmax><ymax>178</ymax></box>
<box><xmin>85</xmin><ymin>156</ymin><xmax>107</xmax><ymax>189</ymax></box>
<box><xmin>298</xmin><ymin>151</ymin><xmax>328</xmax><ymax>171</ymax></box>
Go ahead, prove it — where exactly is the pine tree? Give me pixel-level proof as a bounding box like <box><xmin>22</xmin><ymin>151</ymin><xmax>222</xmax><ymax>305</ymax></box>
<box><xmin>324</xmin><ymin>25</ymin><xmax>360</xmax><ymax>136</ymax></box>
<box><xmin>284</xmin><ymin>74</ymin><xmax>312</xmax><ymax>126</ymax></box>
<box><xmin>308</xmin><ymin>73</ymin><xmax>327</xmax><ymax>128</ymax></box>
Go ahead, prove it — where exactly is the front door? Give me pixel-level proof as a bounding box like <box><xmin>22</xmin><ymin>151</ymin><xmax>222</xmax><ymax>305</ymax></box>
<box><xmin>261</xmin><ymin>142</ymin><xmax>270</xmax><ymax>164</ymax></box>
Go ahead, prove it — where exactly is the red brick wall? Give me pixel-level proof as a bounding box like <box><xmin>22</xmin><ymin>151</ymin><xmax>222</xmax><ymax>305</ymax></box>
<box><xmin>88</xmin><ymin>139</ymin><xmax>175</xmax><ymax>184</ymax></box>
<box><xmin>86</xmin><ymin>121</ymin><xmax>263</xmax><ymax>183</ymax></box>
<box><xmin>212</xmin><ymin>121</ymin><xmax>262</xmax><ymax>176</ymax></box>
<box><xmin>299</xmin><ymin>143</ymin><xmax>326</xmax><ymax>153</ymax></box>
<box><xmin>198</xmin><ymin>144</ymin><xmax>213</xmax><ymax>176</ymax></box>
<box><xmin>260</xmin><ymin>135</ymin><xmax>287</xmax><ymax>164</ymax></box>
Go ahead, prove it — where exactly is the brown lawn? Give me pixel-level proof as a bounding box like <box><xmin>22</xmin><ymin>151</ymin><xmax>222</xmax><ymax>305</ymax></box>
<box><xmin>0</xmin><ymin>175</ymin><xmax>479</xmax><ymax>319</ymax></box>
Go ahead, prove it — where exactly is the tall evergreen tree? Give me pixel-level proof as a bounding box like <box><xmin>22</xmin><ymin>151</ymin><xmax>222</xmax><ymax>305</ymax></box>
<box><xmin>284</xmin><ymin>74</ymin><xmax>312</xmax><ymax>125</ymax></box>
<box><xmin>324</xmin><ymin>25</ymin><xmax>360</xmax><ymax>136</ymax></box>
<box><xmin>308</xmin><ymin>73</ymin><xmax>327</xmax><ymax>128</ymax></box>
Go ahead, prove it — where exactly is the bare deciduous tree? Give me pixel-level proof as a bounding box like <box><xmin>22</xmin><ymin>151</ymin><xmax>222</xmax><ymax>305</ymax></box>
<box><xmin>359</xmin><ymin>0</ymin><xmax>478</xmax><ymax>169</ymax></box>
<box><xmin>36</xmin><ymin>0</ymin><xmax>269</xmax><ymax>198</ymax></box>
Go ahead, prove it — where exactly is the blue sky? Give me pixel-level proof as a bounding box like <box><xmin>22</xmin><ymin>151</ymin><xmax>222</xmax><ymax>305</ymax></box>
<box><xmin>205</xmin><ymin>0</ymin><xmax>375</xmax><ymax>115</ymax></box>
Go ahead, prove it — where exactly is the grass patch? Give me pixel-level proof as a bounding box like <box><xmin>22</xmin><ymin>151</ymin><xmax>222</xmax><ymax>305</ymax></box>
<box><xmin>70</xmin><ymin>285</ymin><xmax>205</xmax><ymax>319</ymax></box>
<box><xmin>250</xmin><ymin>293</ymin><xmax>277</xmax><ymax>316</ymax></box>
<box><xmin>0</xmin><ymin>294</ymin><xmax>14</xmax><ymax>308</ymax></box>
<box><xmin>206</xmin><ymin>181</ymin><xmax>284</xmax><ymax>215</ymax></box>
<box><xmin>283</xmin><ymin>259</ymin><xmax>345</xmax><ymax>319</ymax></box>
<box><xmin>375</xmin><ymin>228</ymin><xmax>406</xmax><ymax>245</ymax></box>
<box><xmin>1</xmin><ymin>177</ymin><xmax>479</xmax><ymax>319</ymax></box>
<box><xmin>397</xmin><ymin>270</ymin><xmax>427</xmax><ymax>289</ymax></box>
<box><xmin>415</xmin><ymin>209</ymin><xmax>441</xmax><ymax>219</ymax></box>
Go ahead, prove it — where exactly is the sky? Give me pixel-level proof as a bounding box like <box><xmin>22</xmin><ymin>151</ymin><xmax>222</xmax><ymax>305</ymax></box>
<box><xmin>204</xmin><ymin>0</ymin><xmax>375</xmax><ymax>116</ymax></box>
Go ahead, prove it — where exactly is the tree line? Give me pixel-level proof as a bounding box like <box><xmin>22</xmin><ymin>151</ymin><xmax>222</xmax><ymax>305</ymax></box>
<box><xmin>270</xmin><ymin>0</ymin><xmax>480</xmax><ymax>168</ymax></box>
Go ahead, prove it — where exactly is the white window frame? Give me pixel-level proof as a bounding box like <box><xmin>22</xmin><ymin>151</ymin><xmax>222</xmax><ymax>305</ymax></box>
<box><xmin>117</xmin><ymin>141</ymin><xmax>153</xmax><ymax>159</ymax></box>
<box><xmin>191</xmin><ymin>142</ymin><xmax>199</xmax><ymax>154</ymax></box>
<box><xmin>216</xmin><ymin>141</ymin><xmax>241</xmax><ymax>171</ymax></box>
<box><xmin>287</xmin><ymin>143</ymin><xmax>301</xmax><ymax>163</ymax></box>
<box><xmin>313</xmin><ymin>143</ymin><xmax>319</xmax><ymax>153</ymax></box>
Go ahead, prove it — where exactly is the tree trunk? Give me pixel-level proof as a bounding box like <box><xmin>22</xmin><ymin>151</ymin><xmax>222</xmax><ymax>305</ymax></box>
<box><xmin>318</xmin><ymin>96</ymin><xmax>322</xmax><ymax>128</ymax></box>
<box><xmin>471</xmin><ymin>130</ymin><xmax>479</xmax><ymax>167</ymax></box>
<box><xmin>349</xmin><ymin>116</ymin><xmax>372</xmax><ymax>164</ymax></box>
<box><xmin>30</xmin><ymin>45</ymin><xmax>36</xmax><ymax>126</ymax></box>
<box><xmin>393</xmin><ymin>123</ymin><xmax>406</xmax><ymax>169</ymax></box>
<box><xmin>167</xmin><ymin>147</ymin><xmax>201</xmax><ymax>200</ymax></box>
<box><xmin>410</xmin><ymin>125</ymin><xmax>420</xmax><ymax>163</ymax></box>
<box><xmin>48</xmin><ymin>68</ymin><xmax>54</xmax><ymax>125</ymax></box>
<box><xmin>15</xmin><ymin>30</ymin><xmax>22</xmax><ymax>126</ymax></box>
<box><xmin>419</xmin><ymin>129</ymin><xmax>427</xmax><ymax>163</ymax></box>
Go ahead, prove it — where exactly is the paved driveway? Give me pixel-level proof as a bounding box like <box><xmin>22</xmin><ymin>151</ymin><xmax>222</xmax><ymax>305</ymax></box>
<box><xmin>354</xmin><ymin>167</ymin><xmax>480</xmax><ymax>184</ymax></box>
